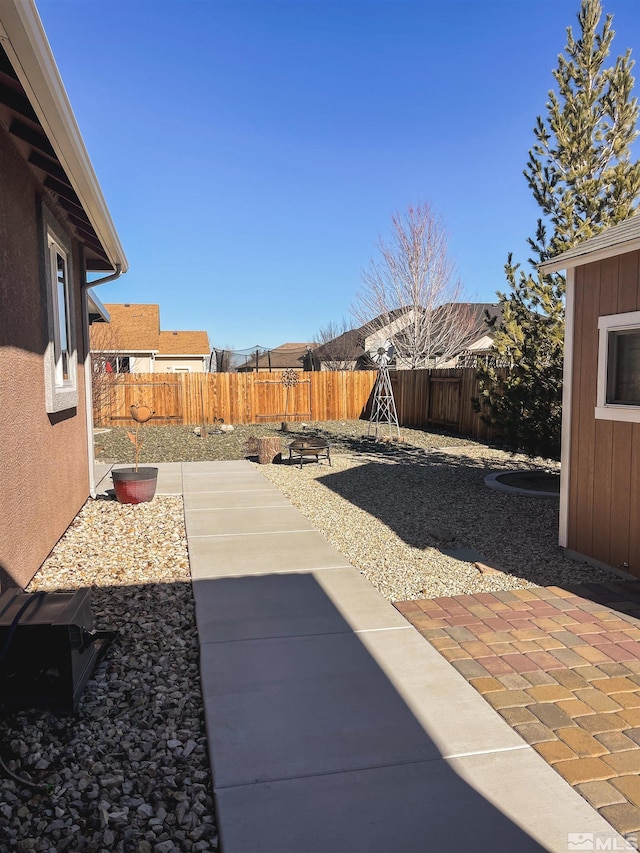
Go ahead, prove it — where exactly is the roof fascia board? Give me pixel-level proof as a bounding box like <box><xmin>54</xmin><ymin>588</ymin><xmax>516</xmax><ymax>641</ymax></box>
<box><xmin>540</xmin><ymin>238</ymin><xmax>640</xmax><ymax>273</ymax></box>
<box><xmin>92</xmin><ymin>349</ymin><xmax>159</xmax><ymax>355</ymax></box>
<box><xmin>0</xmin><ymin>0</ymin><xmax>128</xmax><ymax>273</ymax></box>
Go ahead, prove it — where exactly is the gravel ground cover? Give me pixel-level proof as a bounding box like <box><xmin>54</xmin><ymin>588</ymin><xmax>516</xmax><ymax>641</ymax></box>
<box><xmin>254</xmin><ymin>430</ymin><xmax>620</xmax><ymax>601</ymax></box>
<box><xmin>0</xmin><ymin>497</ymin><xmax>217</xmax><ymax>853</ymax></box>
<box><xmin>93</xmin><ymin>420</ymin><xmax>472</xmax><ymax>464</ymax></box>
<box><xmin>97</xmin><ymin>419</ymin><xmax>620</xmax><ymax>602</ymax></box>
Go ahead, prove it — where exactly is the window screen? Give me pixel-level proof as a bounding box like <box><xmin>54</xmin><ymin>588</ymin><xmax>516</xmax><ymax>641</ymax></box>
<box><xmin>607</xmin><ymin>329</ymin><xmax>640</xmax><ymax>405</ymax></box>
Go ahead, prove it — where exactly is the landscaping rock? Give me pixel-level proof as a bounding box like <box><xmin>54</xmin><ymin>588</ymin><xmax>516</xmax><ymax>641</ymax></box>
<box><xmin>0</xmin><ymin>496</ymin><xmax>217</xmax><ymax>851</ymax></box>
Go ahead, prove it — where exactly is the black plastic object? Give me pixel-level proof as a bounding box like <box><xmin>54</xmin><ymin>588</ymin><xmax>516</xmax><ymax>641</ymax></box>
<box><xmin>0</xmin><ymin>588</ymin><xmax>110</xmax><ymax>713</ymax></box>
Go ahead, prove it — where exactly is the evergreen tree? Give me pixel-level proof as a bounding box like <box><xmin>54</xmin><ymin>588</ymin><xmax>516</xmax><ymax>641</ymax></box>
<box><xmin>476</xmin><ymin>0</ymin><xmax>640</xmax><ymax>459</ymax></box>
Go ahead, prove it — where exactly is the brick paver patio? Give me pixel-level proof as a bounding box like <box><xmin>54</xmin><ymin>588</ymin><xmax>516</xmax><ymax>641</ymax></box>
<box><xmin>395</xmin><ymin>581</ymin><xmax>640</xmax><ymax>840</ymax></box>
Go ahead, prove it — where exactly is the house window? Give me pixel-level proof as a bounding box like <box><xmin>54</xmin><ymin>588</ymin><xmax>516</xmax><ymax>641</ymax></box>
<box><xmin>51</xmin><ymin>239</ymin><xmax>72</xmax><ymax>382</ymax></box>
<box><xmin>596</xmin><ymin>311</ymin><xmax>640</xmax><ymax>422</ymax></box>
<box><xmin>106</xmin><ymin>356</ymin><xmax>131</xmax><ymax>373</ymax></box>
<box><xmin>43</xmin><ymin>208</ymin><xmax>78</xmax><ymax>413</ymax></box>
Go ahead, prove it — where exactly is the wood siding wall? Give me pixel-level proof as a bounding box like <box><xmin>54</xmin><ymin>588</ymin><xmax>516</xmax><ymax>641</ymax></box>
<box><xmin>569</xmin><ymin>250</ymin><xmax>640</xmax><ymax>576</ymax></box>
<box><xmin>94</xmin><ymin>369</ymin><xmax>498</xmax><ymax>441</ymax></box>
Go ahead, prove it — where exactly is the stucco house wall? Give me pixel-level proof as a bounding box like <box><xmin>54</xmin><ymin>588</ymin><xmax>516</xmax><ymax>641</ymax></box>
<box><xmin>0</xmin><ymin>125</ymin><xmax>89</xmax><ymax>590</ymax></box>
<box><xmin>0</xmin><ymin>0</ymin><xmax>128</xmax><ymax>591</ymax></box>
<box><xmin>130</xmin><ymin>354</ymin><xmax>154</xmax><ymax>373</ymax></box>
<box><xmin>155</xmin><ymin>357</ymin><xmax>207</xmax><ymax>373</ymax></box>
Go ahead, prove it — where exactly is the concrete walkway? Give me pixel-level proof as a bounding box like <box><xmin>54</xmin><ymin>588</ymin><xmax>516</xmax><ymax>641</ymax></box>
<box><xmin>96</xmin><ymin>461</ymin><xmax>630</xmax><ymax>851</ymax></box>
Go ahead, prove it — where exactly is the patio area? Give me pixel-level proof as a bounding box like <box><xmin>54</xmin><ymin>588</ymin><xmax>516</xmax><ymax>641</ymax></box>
<box><xmin>397</xmin><ymin>583</ymin><xmax>640</xmax><ymax>841</ymax></box>
<box><xmin>105</xmin><ymin>460</ymin><xmax>632</xmax><ymax>851</ymax></box>
<box><xmin>2</xmin><ymin>445</ymin><xmax>638</xmax><ymax>851</ymax></box>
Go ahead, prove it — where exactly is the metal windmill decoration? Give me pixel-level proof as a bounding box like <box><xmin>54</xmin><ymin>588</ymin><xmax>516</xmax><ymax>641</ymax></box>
<box><xmin>367</xmin><ymin>340</ymin><xmax>400</xmax><ymax>440</ymax></box>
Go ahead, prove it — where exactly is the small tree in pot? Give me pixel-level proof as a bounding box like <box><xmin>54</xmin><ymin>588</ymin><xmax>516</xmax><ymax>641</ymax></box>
<box><xmin>111</xmin><ymin>404</ymin><xmax>158</xmax><ymax>504</ymax></box>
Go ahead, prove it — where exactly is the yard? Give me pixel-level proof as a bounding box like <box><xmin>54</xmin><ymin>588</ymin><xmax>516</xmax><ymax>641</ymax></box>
<box><xmin>1</xmin><ymin>420</ymin><xmax>621</xmax><ymax>850</ymax></box>
<box><xmin>97</xmin><ymin>418</ymin><xmax>617</xmax><ymax>598</ymax></box>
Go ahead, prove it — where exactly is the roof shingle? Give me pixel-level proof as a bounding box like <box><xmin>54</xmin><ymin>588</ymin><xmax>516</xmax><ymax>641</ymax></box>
<box><xmin>90</xmin><ymin>303</ymin><xmax>209</xmax><ymax>355</ymax></box>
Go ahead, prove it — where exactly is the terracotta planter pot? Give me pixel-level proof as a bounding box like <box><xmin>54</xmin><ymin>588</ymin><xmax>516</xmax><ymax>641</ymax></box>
<box><xmin>111</xmin><ymin>467</ymin><xmax>158</xmax><ymax>504</ymax></box>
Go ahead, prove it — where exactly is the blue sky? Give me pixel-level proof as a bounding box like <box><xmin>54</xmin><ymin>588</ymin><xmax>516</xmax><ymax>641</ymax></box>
<box><xmin>38</xmin><ymin>0</ymin><xmax>640</xmax><ymax>351</ymax></box>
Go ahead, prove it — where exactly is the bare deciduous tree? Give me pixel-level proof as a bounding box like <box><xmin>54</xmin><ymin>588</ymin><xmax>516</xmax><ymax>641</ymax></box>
<box><xmin>89</xmin><ymin>321</ymin><xmax>127</xmax><ymax>426</ymax></box>
<box><xmin>313</xmin><ymin>318</ymin><xmax>363</xmax><ymax>371</ymax></box>
<box><xmin>354</xmin><ymin>203</ymin><xmax>477</xmax><ymax>368</ymax></box>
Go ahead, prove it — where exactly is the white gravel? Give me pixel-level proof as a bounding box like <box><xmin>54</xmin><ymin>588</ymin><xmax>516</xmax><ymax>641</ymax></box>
<box><xmin>258</xmin><ymin>440</ymin><xmax>620</xmax><ymax>600</ymax></box>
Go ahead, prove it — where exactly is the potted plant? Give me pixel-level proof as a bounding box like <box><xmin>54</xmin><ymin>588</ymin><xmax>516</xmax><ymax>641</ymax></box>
<box><xmin>111</xmin><ymin>404</ymin><xmax>158</xmax><ymax>504</ymax></box>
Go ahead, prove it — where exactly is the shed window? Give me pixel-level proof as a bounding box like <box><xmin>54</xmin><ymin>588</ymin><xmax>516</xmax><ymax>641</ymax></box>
<box><xmin>596</xmin><ymin>311</ymin><xmax>640</xmax><ymax>422</ymax></box>
<box><xmin>607</xmin><ymin>330</ymin><xmax>640</xmax><ymax>405</ymax></box>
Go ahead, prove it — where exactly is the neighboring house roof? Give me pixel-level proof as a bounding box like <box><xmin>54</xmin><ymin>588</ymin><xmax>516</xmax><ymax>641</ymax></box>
<box><xmin>539</xmin><ymin>213</ymin><xmax>640</xmax><ymax>273</ymax></box>
<box><xmin>434</xmin><ymin>302</ymin><xmax>504</xmax><ymax>342</ymax></box>
<box><xmin>314</xmin><ymin>330</ymin><xmax>365</xmax><ymax>363</ymax></box>
<box><xmin>0</xmin><ymin>0</ymin><xmax>127</xmax><ymax>274</ymax></box>
<box><xmin>316</xmin><ymin>304</ymin><xmax>503</xmax><ymax>364</ymax></box>
<box><xmin>158</xmin><ymin>331</ymin><xmax>210</xmax><ymax>356</ymax></box>
<box><xmin>90</xmin><ymin>303</ymin><xmax>209</xmax><ymax>355</ymax></box>
<box><xmin>92</xmin><ymin>303</ymin><xmax>160</xmax><ymax>351</ymax></box>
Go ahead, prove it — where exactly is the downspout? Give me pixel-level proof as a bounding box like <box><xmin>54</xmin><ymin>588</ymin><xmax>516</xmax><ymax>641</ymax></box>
<box><xmin>82</xmin><ymin>263</ymin><xmax>123</xmax><ymax>498</ymax></box>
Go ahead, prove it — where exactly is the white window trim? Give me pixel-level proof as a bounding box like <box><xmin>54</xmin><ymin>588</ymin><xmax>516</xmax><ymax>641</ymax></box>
<box><xmin>43</xmin><ymin>207</ymin><xmax>78</xmax><ymax>413</ymax></box>
<box><xmin>559</xmin><ymin>268</ymin><xmax>575</xmax><ymax>548</ymax></box>
<box><xmin>595</xmin><ymin>309</ymin><xmax>640</xmax><ymax>423</ymax></box>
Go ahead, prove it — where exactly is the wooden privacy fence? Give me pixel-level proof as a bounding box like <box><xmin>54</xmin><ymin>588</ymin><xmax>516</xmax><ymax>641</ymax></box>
<box><xmin>94</xmin><ymin>371</ymin><xmax>378</xmax><ymax>427</ymax></box>
<box><xmin>94</xmin><ymin>368</ymin><xmax>504</xmax><ymax>442</ymax></box>
<box><xmin>392</xmin><ymin>368</ymin><xmax>505</xmax><ymax>442</ymax></box>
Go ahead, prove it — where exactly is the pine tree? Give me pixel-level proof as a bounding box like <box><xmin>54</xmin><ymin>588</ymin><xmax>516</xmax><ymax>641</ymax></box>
<box><xmin>476</xmin><ymin>0</ymin><xmax>640</xmax><ymax>459</ymax></box>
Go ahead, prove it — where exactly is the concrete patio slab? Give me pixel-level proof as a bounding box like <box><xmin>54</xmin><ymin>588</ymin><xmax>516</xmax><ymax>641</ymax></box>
<box><xmin>200</xmin><ymin>626</ymin><xmax>525</xmax><ymax>789</ymax></box>
<box><xmin>154</xmin><ymin>463</ymin><xmax>183</xmax><ymax>494</ymax></box>
<box><xmin>215</xmin><ymin>748</ymin><xmax>624</xmax><ymax>853</ymax></box>
<box><xmin>179</xmin><ymin>460</ymin><xmax>626</xmax><ymax>852</ymax></box>
<box><xmin>355</xmin><ymin>627</ymin><xmax>528</xmax><ymax>758</ymax></box>
<box><xmin>188</xmin><ymin>530</ymin><xmax>351</xmax><ymax>578</ymax></box>
<box><xmin>93</xmin><ymin>462</ymin><xmax>113</xmax><ymax>494</ymax></box>
<box><xmin>183</xmin><ymin>489</ymin><xmax>289</xmax><ymax>511</ymax></box>
<box><xmin>182</xmin><ymin>472</ymin><xmax>277</xmax><ymax>493</ymax></box>
<box><xmin>182</xmin><ymin>460</ymin><xmax>256</xmax><ymax>473</ymax></box>
<box><xmin>192</xmin><ymin>567</ymin><xmax>409</xmax><ymax>643</ymax></box>
<box><xmin>185</xmin><ymin>505</ymin><xmax>314</xmax><ymax>538</ymax></box>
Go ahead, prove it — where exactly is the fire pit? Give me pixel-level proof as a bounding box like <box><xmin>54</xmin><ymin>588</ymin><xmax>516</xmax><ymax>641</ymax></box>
<box><xmin>288</xmin><ymin>437</ymin><xmax>331</xmax><ymax>469</ymax></box>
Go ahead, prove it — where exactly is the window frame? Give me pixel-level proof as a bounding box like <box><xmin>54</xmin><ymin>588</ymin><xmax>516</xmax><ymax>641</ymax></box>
<box><xmin>596</xmin><ymin>310</ymin><xmax>640</xmax><ymax>422</ymax></box>
<box><xmin>43</xmin><ymin>208</ymin><xmax>78</xmax><ymax>413</ymax></box>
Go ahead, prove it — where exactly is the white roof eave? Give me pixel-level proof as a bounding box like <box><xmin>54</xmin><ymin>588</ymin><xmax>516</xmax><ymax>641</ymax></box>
<box><xmin>0</xmin><ymin>0</ymin><xmax>128</xmax><ymax>273</ymax></box>
<box><xmin>155</xmin><ymin>353</ymin><xmax>211</xmax><ymax>358</ymax></box>
<box><xmin>539</xmin><ymin>237</ymin><xmax>640</xmax><ymax>274</ymax></box>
